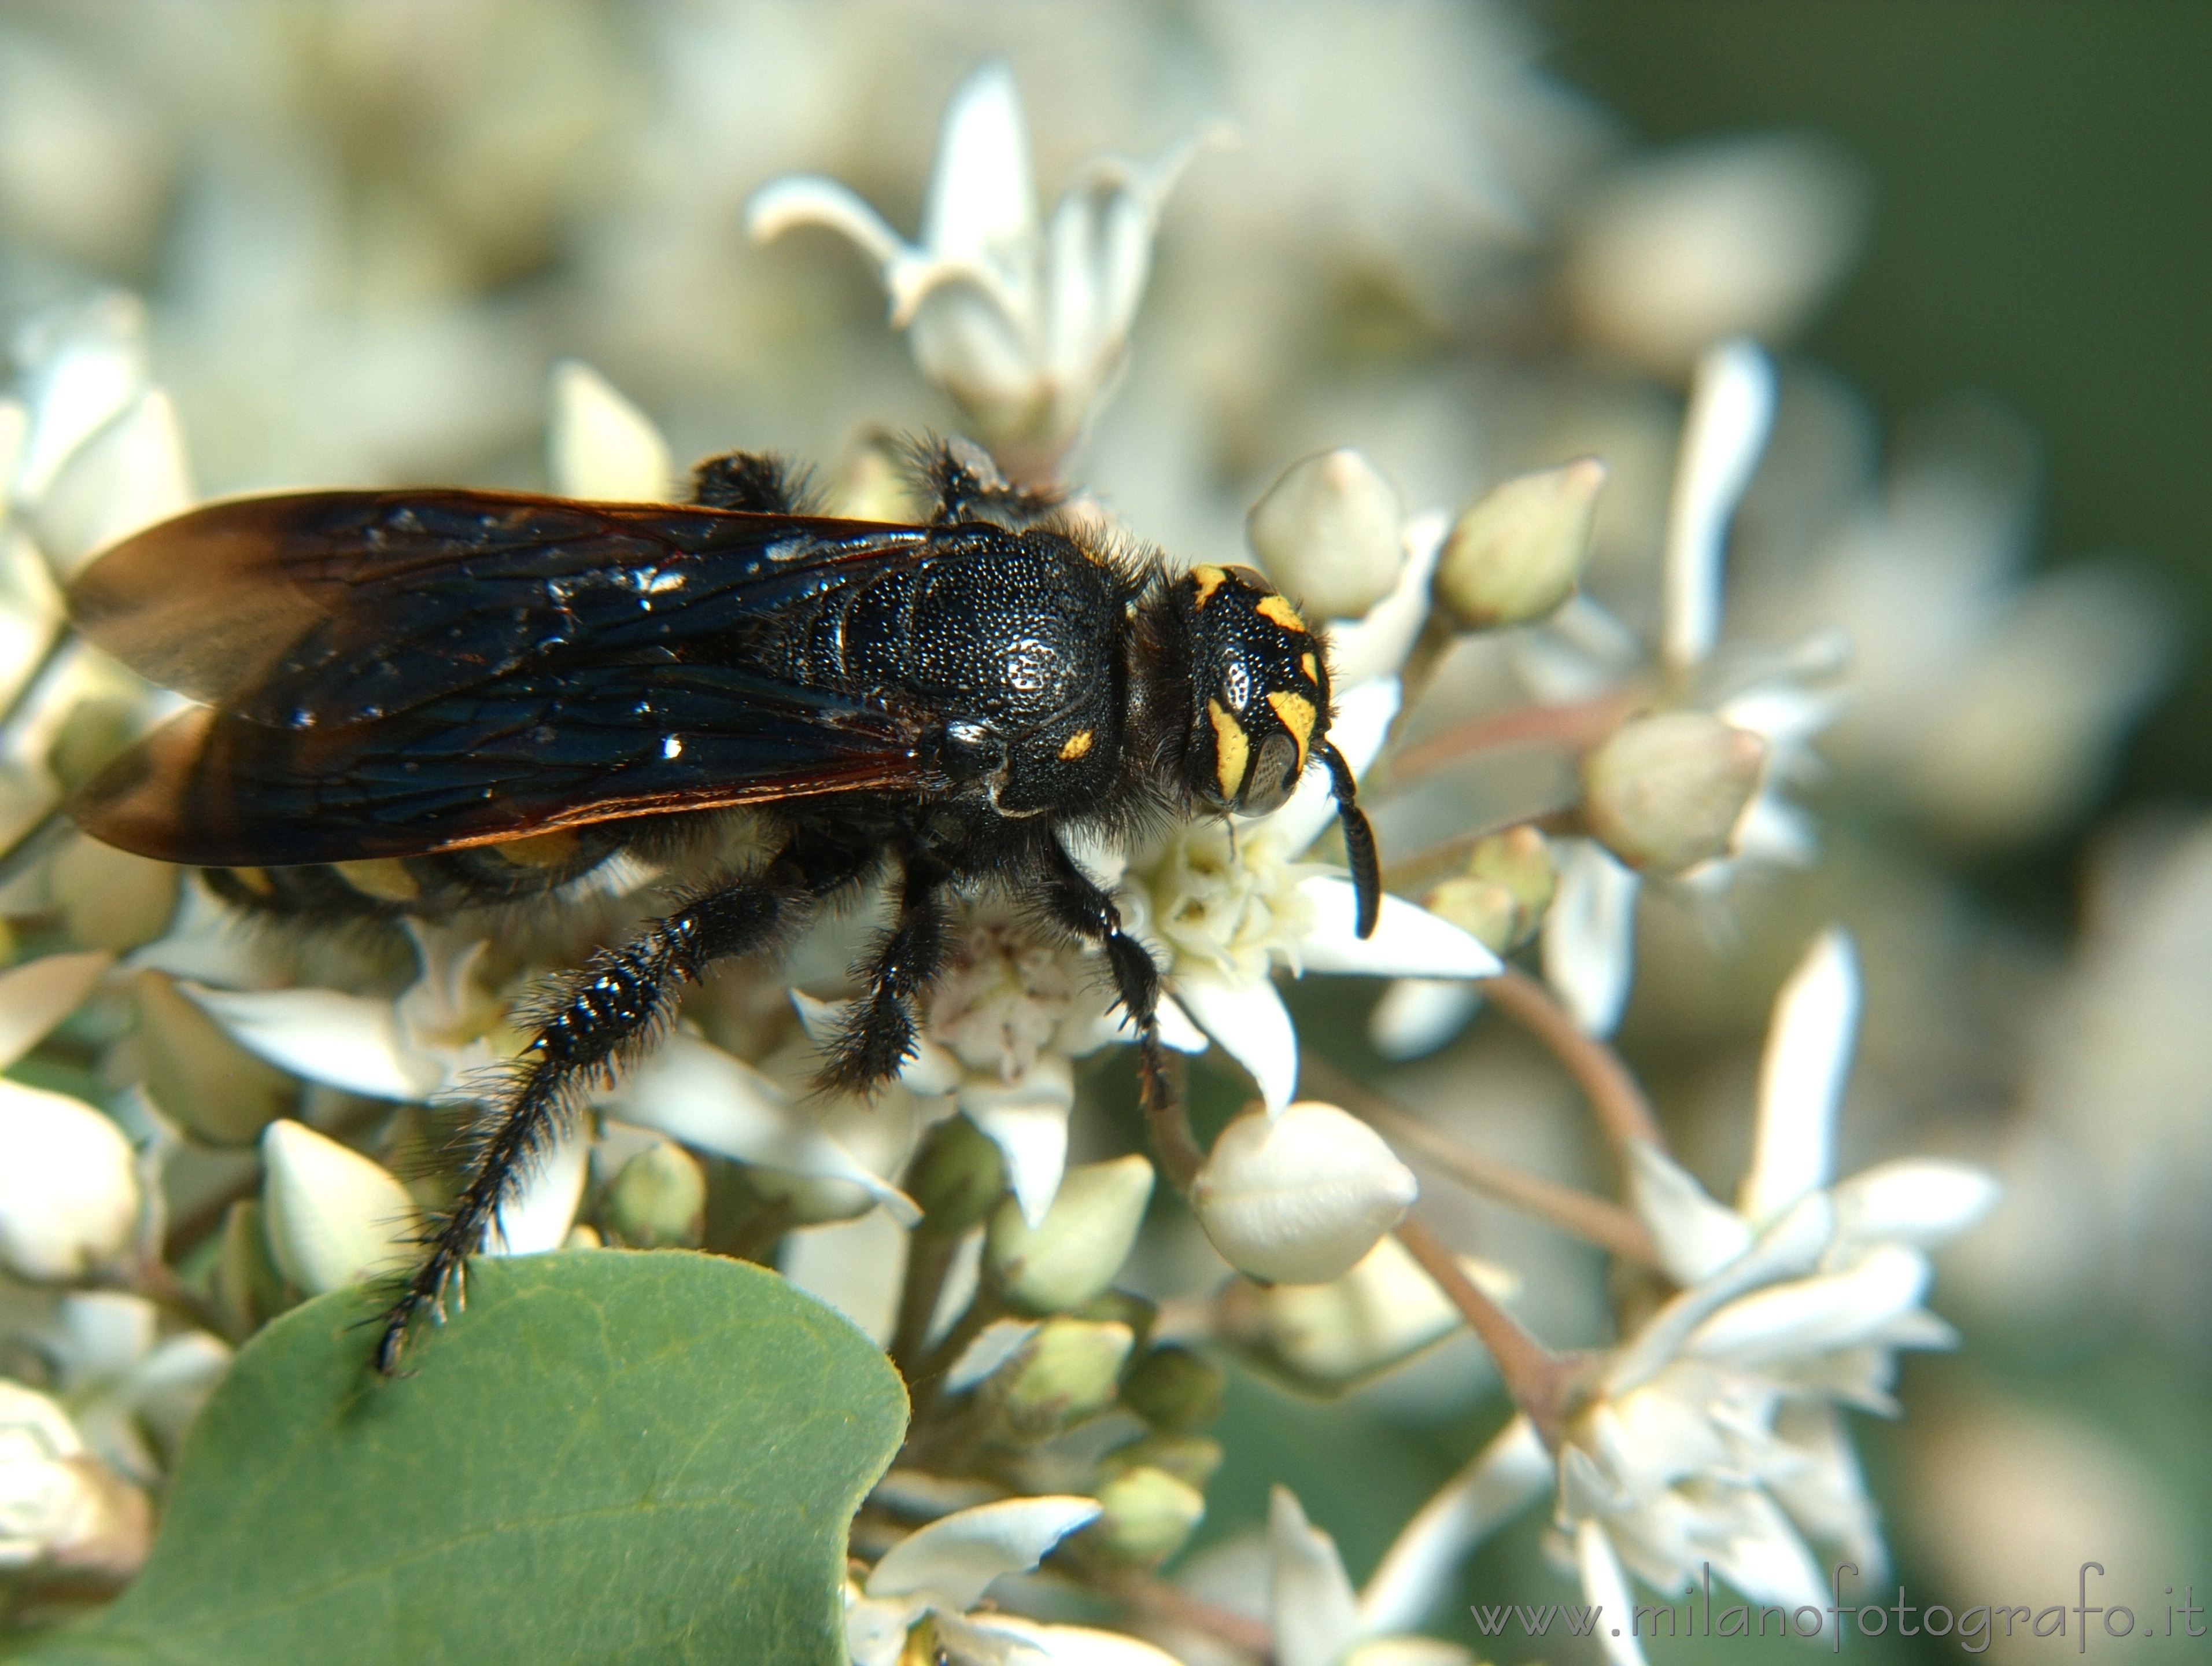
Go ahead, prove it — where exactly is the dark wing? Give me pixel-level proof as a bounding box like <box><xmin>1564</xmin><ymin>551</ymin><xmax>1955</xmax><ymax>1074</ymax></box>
<box><xmin>67</xmin><ymin>490</ymin><xmax>939</xmax><ymax>865</ymax></box>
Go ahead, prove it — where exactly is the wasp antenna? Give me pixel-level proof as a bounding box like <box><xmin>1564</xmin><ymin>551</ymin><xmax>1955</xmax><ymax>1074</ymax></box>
<box><xmin>1319</xmin><ymin>740</ymin><xmax>1380</xmax><ymax>940</ymax></box>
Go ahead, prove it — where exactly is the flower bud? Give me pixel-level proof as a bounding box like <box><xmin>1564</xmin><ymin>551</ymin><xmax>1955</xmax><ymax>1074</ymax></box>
<box><xmin>1434</xmin><ymin>458</ymin><xmax>1604</xmax><ymax>630</ymax></box>
<box><xmin>259</xmin><ymin>1119</ymin><xmax>418</xmax><ymax>1296</ymax></box>
<box><xmin>1582</xmin><ymin>710</ymin><xmax>1768</xmax><ymax>876</ymax></box>
<box><xmin>603</xmin><ymin>1138</ymin><xmax>706</xmax><ymax>1248</ymax></box>
<box><xmin>546</xmin><ymin>359</ymin><xmax>671</xmax><ymax>501</ymax></box>
<box><xmin>826</xmin><ymin>429</ymin><xmax>921</xmax><ymax>522</ymax></box>
<box><xmin>1192</xmin><ymin>1103</ymin><xmax>1417</xmax><ymax>1285</ymax></box>
<box><xmin>48</xmin><ymin>835</ymin><xmax>178</xmax><ymax>953</ymax></box>
<box><xmin>45</xmin><ymin>696</ymin><xmax>144</xmax><ymax>795</ymax></box>
<box><xmin>986</xmin><ymin>1154</ymin><xmax>1153</xmax><ymax>1315</ymax></box>
<box><xmin>1100</xmin><ymin>1432</ymin><xmax>1224</xmax><ymax>1492</ymax></box>
<box><xmin>132</xmin><ymin>970</ymin><xmax>295</xmax><ymax>1146</ymax></box>
<box><xmin>1245</xmin><ymin>449</ymin><xmax>1405</xmax><ymax>620</ymax></box>
<box><xmin>1000</xmin><ymin>1319</ymin><xmax>1133</xmax><ymax>1440</ymax></box>
<box><xmin>0</xmin><ymin>1081</ymin><xmax>141</xmax><ymax>1281</ymax></box>
<box><xmin>0</xmin><ymin>1384</ymin><xmax>150</xmax><ymax>1580</ymax></box>
<box><xmin>1084</xmin><ymin>1464</ymin><xmax>1206</xmax><ymax>1565</ymax></box>
<box><xmin>1119</xmin><ymin>1344</ymin><xmax>1225</xmax><ymax>1431</ymax></box>
<box><xmin>1420</xmin><ymin>827</ymin><xmax>1557</xmax><ymax>954</ymax></box>
<box><xmin>743</xmin><ymin>1167</ymin><xmax>878</xmax><ymax>1226</ymax></box>
<box><xmin>211</xmin><ymin>1199</ymin><xmax>289</xmax><ymax>1340</ymax></box>
<box><xmin>906</xmin><ymin>1114</ymin><xmax>1006</xmax><ymax>1238</ymax></box>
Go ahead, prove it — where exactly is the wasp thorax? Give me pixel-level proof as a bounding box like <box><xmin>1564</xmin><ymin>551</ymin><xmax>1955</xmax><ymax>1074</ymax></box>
<box><xmin>1177</xmin><ymin>564</ymin><xmax>1329</xmax><ymax>816</ymax></box>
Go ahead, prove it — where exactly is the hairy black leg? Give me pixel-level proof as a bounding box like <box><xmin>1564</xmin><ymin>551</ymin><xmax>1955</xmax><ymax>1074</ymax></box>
<box><xmin>689</xmin><ymin>449</ymin><xmax>815</xmax><ymax>513</ymax></box>
<box><xmin>1319</xmin><ymin>739</ymin><xmax>1382</xmax><ymax>940</ymax></box>
<box><xmin>823</xmin><ymin>856</ymin><xmax>950</xmax><ymax>1092</ymax></box>
<box><xmin>1038</xmin><ymin>839</ymin><xmax>1199</xmax><ymax>1184</ymax></box>
<box><xmin>373</xmin><ymin>837</ymin><xmax>868</xmax><ymax>1374</ymax></box>
<box><xmin>913</xmin><ymin>434</ymin><xmax>1064</xmax><ymax>529</ymax></box>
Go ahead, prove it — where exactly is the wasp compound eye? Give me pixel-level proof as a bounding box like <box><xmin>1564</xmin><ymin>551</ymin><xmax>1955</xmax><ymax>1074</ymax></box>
<box><xmin>1240</xmin><ymin>731</ymin><xmax>1299</xmax><ymax>815</ymax></box>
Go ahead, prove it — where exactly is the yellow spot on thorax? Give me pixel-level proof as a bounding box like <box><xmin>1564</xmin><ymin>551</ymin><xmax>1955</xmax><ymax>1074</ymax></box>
<box><xmin>332</xmin><ymin>857</ymin><xmax>422</xmax><ymax>902</ymax></box>
<box><xmin>1058</xmin><ymin>728</ymin><xmax>1094</xmax><ymax>761</ymax></box>
<box><xmin>1207</xmin><ymin>699</ymin><xmax>1250</xmax><ymax>799</ymax></box>
<box><xmin>1190</xmin><ymin>565</ymin><xmax>1229</xmax><ymax>608</ymax></box>
<box><xmin>1254</xmin><ymin>593</ymin><xmax>1307</xmax><ymax>632</ymax></box>
<box><xmin>1266</xmin><ymin>691</ymin><xmax>1317</xmax><ymax>771</ymax></box>
<box><xmin>1299</xmin><ymin>651</ymin><xmax>1319</xmax><ymax>683</ymax></box>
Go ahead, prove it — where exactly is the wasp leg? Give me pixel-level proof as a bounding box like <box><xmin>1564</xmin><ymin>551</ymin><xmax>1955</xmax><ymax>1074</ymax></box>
<box><xmin>1037</xmin><ymin>840</ymin><xmax>1190</xmax><ymax>1170</ymax></box>
<box><xmin>821</xmin><ymin>856</ymin><xmax>949</xmax><ymax>1092</ymax></box>
<box><xmin>916</xmin><ymin>435</ymin><xmax>1064</xmax><ymax>529</ymax></box>
<box><xmin>689</xmin><ymin>450</ymin><xmax>815</xmax><ymax>513</ymax></box>
<box><xmin>374</xmin><ymin>839</ymin><xmax>864</xmax><ymax>1374</ymax></box>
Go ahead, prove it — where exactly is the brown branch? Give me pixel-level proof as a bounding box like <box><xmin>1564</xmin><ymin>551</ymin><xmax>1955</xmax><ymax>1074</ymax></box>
<box><xmin>1141</xmin><ymin>1048</ymin><xmax>1204</xmax><ymax>1193</ymax></box>
<box><xmin>1384</xmin><ymin>691</ymin><xmax>1639</xmax><ymax>785</ymax></box>
<box><xmin>1483</xmin><ymin>966</ymin><xmax>1664</xmax><ymax>1152</ymax></box>
<box><xmin>1091</xmin><ymin>1563</ymin><xmax>1274</xmax><ymax>1660</ymax></box>
<box><xmin>1395</xmin><ymin>1217</ymin><xmax>1580</xmax><ymax>1451</ymax></box>
<box><xmin>1302</xmin><ymin>1057</ymin><xmax>1657</xmax><ymax>1265</ymax></box>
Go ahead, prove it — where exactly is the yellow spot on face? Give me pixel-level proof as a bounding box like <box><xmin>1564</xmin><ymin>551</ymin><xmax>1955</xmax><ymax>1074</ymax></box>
<box><xmin>333</xmin><ymin>857</ymin><xmax>422</xmax><ymax>902</ymax></box>
<box><xmin>1207</xmin><ymin>699</ymin><xmax>1249</xmax><ymax>799</ymax></box>
<box><xmin>227</xmin><ymin>866</ymin><xmax>275</xmax><ymax>898</ymax></box>
<box><xmin>493</xmin><ymin>828</ymin><xmax>583</xmax><ymax>869</ymax></box>
<box><xmin>1254</xmin><ymin>594</ymin><xmax>1307</xmax><ymax>633</ymax></box>
<box><xmin>1190</xmin><ymin>565</ymin><xmax>1229</xmax><ymax>608</ymax></box>
<box><xmin>1266</xmin><ymin>691</ymin><xmax>1318</xmax><ymax>771</ymax></box>
<box><xmin>1058</xmin><ymin>728</ymin><xmax>1094</xmax><ymax>761</ymax></box>
<box><xmin>1299</xmin><ymin>651</ymin><xmax>1319</xmax><ymax>683</ymax></box>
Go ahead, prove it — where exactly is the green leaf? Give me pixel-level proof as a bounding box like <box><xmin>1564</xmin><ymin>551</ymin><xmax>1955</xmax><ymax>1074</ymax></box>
<box><xmin>26</xmin><ymin>1251</ymin><xmax>906</xmax><ymax>1665</ymax></box>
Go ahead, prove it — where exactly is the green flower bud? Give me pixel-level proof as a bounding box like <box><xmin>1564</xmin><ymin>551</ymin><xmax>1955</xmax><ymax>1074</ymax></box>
<box><xmin>1421</xmin><ymin>827</ymin><xmax>1558</xmax><ymax>954</ymax></box>
<box><xmin>1120</xmin><ymin>1344</ymin><xmax>1226</xmax><ymax>1431</ymax></box>
<box><xmin>1073</xmin><ymin>1289</ymin><xmax>1158</xmax><ymax>1350</ymax></box>
<box><xmin>1001</xmin><ymin>1318</ymin><xmax>1133</xmax><ymax>1440</ymax></box>
<box><xmin>604</xmin><ymin>1138</ymin><xmax>706</xmax><ymax>1248</ymax></box>
<box><xmin>1583</xmin><ymin>710</ymin><xmax>1768</xmax><ymax>875</ymax></box>
<box><xmin>132</xmin><ymin>970</ymin><xmax>295</xmax><ymax>1147</ymax></box>
<box><xmin>49</xmin><ymin>836</ymin><xmax>177</xmax><ymax>953</ymax></box>
<box><xmin>986</xmin><ymin>1154</ymin><xmax>1153</xmax><ymax>1315</ymax></box>
<box><xmin>45</xmin><ymin>696</ymin><xmax>143</xmax><ymax>795</ymax></box>
<box><xmin>211</xmin><ymin>1199</ymin><xmax>289</xmax><ymax>1339</ymax></box>
<box><xmin>1100</xmin><ymin>1432</ymin><xmax>1224</xmax><ymax>1492</ymax></box>
<box><xmin>906</xmin><ymin>1114</ymin><xmax>1006</xmax><ymax>1238</ymax></box>
<box><xmin>1434</xmin><ymin>457</ymin><xmax>1605</xmax><ymax>630</ymax></box>
<box><xmin>1085</xmin><ymin>1464</ymin><xmax>1206</xmax><ymax>1565</ymax></box>
<box><xmin>1246</xmin><ymin>448</ymin><xmax>1405</xmax><ymax>620</ymax></box>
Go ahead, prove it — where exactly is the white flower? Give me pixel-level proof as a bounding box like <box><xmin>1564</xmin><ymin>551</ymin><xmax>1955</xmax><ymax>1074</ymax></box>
<box><xmin>748</xmin><ymin>61</ymin><xmax>1212</xmax><ymax>468</ymax></box>
<box><xmin>0</xmin><ymin>1380</ymin><xmax>147</xmax><ymax>1579</ymax></box>
<box><xmin>1523</xmin><ymin>338</ymin><xmax>1841</xmax><ymax>1034</ymax></box>
<box><xmin>545</xmin><ymin>359</ymin><xmax>672</xmax><ymax>502</ymax></box>
<box><xmin>259</xmin><ymin>1120</ymin><xmax>419</xmax><ymax>1297</ymax></box>
<box><xmin>1191</xmin><ymin>1103</ymin><xmax>1417</xmax><ymax>1285</ymax></box>
<box><xmin>0</xmin><ymin>1290</ymin><xmax>229</xmax><ymax>1487</ymax></box>
<box><xmin>1360</xmin><ymin>930</ymin><xmax>1999</xmax><ymax>1653</ymax></box>
<box><xmin>845</xmin><ymin>1494</ymin><xmax>1102</xmax><ymax>1666</ymax></box>
<box><xmin>1265</xmin><ymin>1487</ymin><xmax>1477</xmax><ymax>1666</ymax></box>
<box><xmin>0</xmin><ymin>1081</ymin><xmax>141</xmax><ymax>1284</ymax></box>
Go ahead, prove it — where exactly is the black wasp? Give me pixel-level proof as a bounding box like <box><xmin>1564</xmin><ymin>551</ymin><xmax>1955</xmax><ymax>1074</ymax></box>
<box><xmin>64</xmin><ymin>438</ymin><xmax>1381</xmax><ymax>1373</ymax></box>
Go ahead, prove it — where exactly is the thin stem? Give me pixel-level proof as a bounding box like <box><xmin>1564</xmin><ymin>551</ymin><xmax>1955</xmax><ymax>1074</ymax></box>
<box><xmin>1302</xmin><ymin>1057</ymin><xmax>1657</xmax><ymax>1265</ymax></box>
<box><xmin>1141</xmin><ymin>1046</ymin><xmax>1203</xmax><ymax>1193</ymax></box>
<box><xmin>888</xmin><ymin>1229</ymin><xmax>959</xmax><ymax>1381</ymax></box>
<box><xmin>1086</xmin><ymin>1561</ymin><xmax>1273</xmax><ymax>1660</ymax></box>
<box><xmin>1395</xmin><ymin>1217</ymin><xmax>1580</xmax><ymax>1451</ymax></box>
<box><xmin>1382</xmin><ymin>691</ymin><xmax>1640</xmax><ymax>786</ymax></box>
<box><xmin>903</xmin><ymin>1284</ymin><xmax>1003</xmax><ymax>1425</ymax></box>
<box><xmin>1483</xmin><ymin>965</ymin><xmax>1665</xmax><ymax>1152</ymax></box>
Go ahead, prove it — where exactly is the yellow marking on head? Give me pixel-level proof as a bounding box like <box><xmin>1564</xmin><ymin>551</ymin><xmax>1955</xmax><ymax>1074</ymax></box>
<box><xmin>1207</xmin><ymin>699</ymin><xmax>1250</xmax><ymax>799</ymax></box>
<box><xmin>493</xmin><ymin>828</ymin><xmax>584</xmax><ymax>869</ymax></box>
<box><xmin>333</xmin><ymin>857</ymin><xmax>422</xmax><ymax>903</ymax></box>
<box><xmin>1299</xmin><ymin>651</ymin><xmax>1319</xmax><ymax>683</ymax></box>
<box><xmin>227</xmin><ymin>866</ymin><xmax>275</xmax><ymax>898</ymax></box>
<box><xmin>1058</xmin><ymin>728</ymin><xmax>1094</xmax><ymax>761</ymax></box>
<box><xmin>1254</xmin><ymin>593</ymin><xmax>1308</xmax><ymax>633</ymax></box>
<box><xmin>1266</xmin><ymin>691</ymin><xmax>1318</xmax><ymax>771</ymax></box>
<box><xmin>1190</xmin><ymin>565</ymin><xmax>1230</xmax><ymax>608</ymax></box>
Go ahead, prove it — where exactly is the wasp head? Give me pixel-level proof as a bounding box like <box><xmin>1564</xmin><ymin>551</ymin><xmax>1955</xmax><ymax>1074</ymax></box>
<box><xmin>1171</xmin><ymin>563</ymin><xmax>1382</xmax><ymax>937</ymax></box>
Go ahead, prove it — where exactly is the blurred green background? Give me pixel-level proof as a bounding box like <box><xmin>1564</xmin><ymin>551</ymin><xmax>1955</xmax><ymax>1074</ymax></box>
<box><xmin>1550</xmin><ymin>0</ymin><xmax>2212</xmax><ymax>887</ymax></box>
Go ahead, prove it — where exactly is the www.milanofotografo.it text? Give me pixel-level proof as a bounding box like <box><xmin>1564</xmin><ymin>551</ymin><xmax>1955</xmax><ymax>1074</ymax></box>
<box><xmin>1472</xmin><ymin>1564</ymin><xmax>2206</xmax><ymax>1653</ymax></box>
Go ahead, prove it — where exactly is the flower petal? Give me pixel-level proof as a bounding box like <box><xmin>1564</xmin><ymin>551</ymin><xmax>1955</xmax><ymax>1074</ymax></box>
<box><xmin>1174</xmin><ymin>975</ymin><xmax>1298</xmax><ymax>1116</ymax></box>
<box><xmin>939</xmin><ymin>1613</ymin><xmax>1188</xmax><ymax>1665</ymax></box>
<box><xmin>865</xmin><ymin>1494</ymin><xmax>1101</xmax><ymax>1609</ymax></box>
<box><xmin>0</xmin><ymin>1082</ymin><xmax>143</xmax><ymax>1282</ymax></box>
<box><xmin>545</xmin><ymin>359</ymin><xmax>671</xmax><ymax>501</ymax></box>
<box><xmin>1327</xmin><ymin>513</ymin><xmax>1446</xmax><ymax>690</ymax></box>
<box><xmin>1830</xmin><ymin>1158</ymin><xmax>2000</xmax><ymax>1250</ymax></box>
<box><xmin>1574</xmin><ymin>1521</ymin><xmax>1647</xmax><ymax>1666</ymax></box>
<box><xmin>181</xmin><ymin>982</ymin><xmax>445</xmax><ymax>1101</ymax></box>
<box><xmin>1268</xmin><ymin>1487</ymin><xmax>1364</xmax><ymax>1666</ymax></box>
<box><xmin>1540</xmin><ymin>839</ymin><xmax>1639</xmax><ymax>1036</ymax></box>
<box><xmin>1623</xmin><ymin>1138</ymin><xmax>1751</xmax><ymax>1287</ymax></box>
<box><xmin>1738</xmin><ymin>929</ymin><xmax>1858</xmax><ymax>1222</ymax></box>
<box><xmin>745</xmin><ymin>175</ymin><xmax>911</xmax><ymax>270</ymax></box>
<box><xmin>604</xmin><ymin>1032</ymin><xmax>919</xmax><ymax>1226</ymax></box>
<box><xmin>922</xmin><ymin>61</ymin><xmax>1038</xmax><ymax>274</ymax></box>
<box><xmin>961</xmin><ymin>1056</ymin><xmax>1074</xmax><ymax>1226</ymax></box>
<box><xmin>259</xmin><ymin>1121</ymin><xmax>417</xmax><ymax>1296</ymax></box>
<box><xmin>1297</xmin><ymin>876</ymin><xmax>1501</xmax><ymax>979</ymax></box>
<box><xmin>944</xmin><ymin>1318</ymin><xmax>1042</xmax><ymax>1395</ymax></box>
<box><xmin>1661</xmin><ymin>337</ymin><xmax>1774</xmax><ymax>670</ymax></box>
<box><xmin>0</xmin><ymin>950</ymin><xmax>112</xmax><ymax>1070</ymax></box>
<box><xmin>1359</xmin><ymin>1414</ymin><xmax>1550</xmax><ymax>1634</ymax></box>
<box><xmin>1685</xmin><ymin>1244</ymin><xmax>1933</xmax><ymax>1366</ymax></box>
<box><xmin>1367</xmin><ymin>977</ymin><xmax>1484</xmax><ymax>1063</ymax></box>
<box><xmin>484</xmin><ymin>1121</ymin><xmax>589</xmax><ymax>1255</ymax></box>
